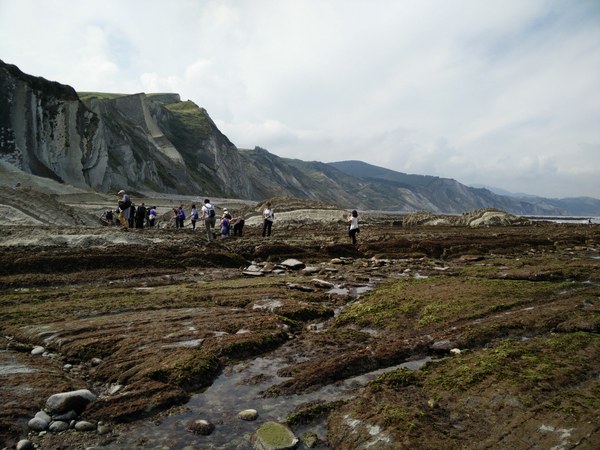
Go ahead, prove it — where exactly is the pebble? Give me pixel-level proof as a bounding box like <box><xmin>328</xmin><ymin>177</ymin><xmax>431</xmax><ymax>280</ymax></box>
<box><xmin>49</xmin><ymin>420</ymin><xmax>69</xmax><ymax>432</ymax></box>
<box><xmin>75</xmin><ymin>420</ymin><xmax>97</xmax><ymax>432</ymax></box>
<box><xmin>31</xmin><ymin>346</ymin><xmax>45</xmax><ymax>355</ymax></box>
<box><xmin>187</xmin><ymin>419</ymin><xmax>215</xmax><ymax>435</ymax></box>
<box><xmin>28</xmin><ymin>417</ymin><xmax>48</xmax><ymax>432</ymax></box>
<box><xmin>16</xmin><ymin>440</ymin><xmax>34</xmax><ymax>450</ymax></box>
<box><xmin>34</xmin><ymin>410</ymin><xmax>51</xmax><ymax>422</ymax></box>
<box><xmin>97</xmin><ymin>424</ymin><xmax>112</xmax><ymax>434</ymax></box>
<box><xmin>238</xmin><ymin>408</ymin><xmax>259</xmax><ymax>421</ymax></box>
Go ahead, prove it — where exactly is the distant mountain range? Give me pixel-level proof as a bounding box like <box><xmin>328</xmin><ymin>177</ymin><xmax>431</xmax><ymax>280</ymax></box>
<box><xmin>1</xmin><ymin>59</ymin><xmax>598</xmax><ymax>216</ymax></box>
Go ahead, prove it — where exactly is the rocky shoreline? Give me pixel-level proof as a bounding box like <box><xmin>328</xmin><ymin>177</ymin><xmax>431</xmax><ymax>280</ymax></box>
<box><xmin>1</xmin><ymin>209</ymin><xmax>599</xmax><ymax>449</ymax></box>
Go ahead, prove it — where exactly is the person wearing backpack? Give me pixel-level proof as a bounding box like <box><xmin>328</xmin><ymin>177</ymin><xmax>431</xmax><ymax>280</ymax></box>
<box><xmin>262</xmin><ymin>202</ymin><xmax>274</xmax><ymax>237</ymax></box>
<box><xmin>201</xmin><ymin>198</ymin><xmax>216</xmax><ymax>241</ymax></box>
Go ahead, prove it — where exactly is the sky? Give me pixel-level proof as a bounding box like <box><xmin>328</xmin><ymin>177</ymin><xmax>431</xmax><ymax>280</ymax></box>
<box><xmin>1</xmin><ymin>0</ymin><xmax>599</xmax><ymax>199</ymax></box>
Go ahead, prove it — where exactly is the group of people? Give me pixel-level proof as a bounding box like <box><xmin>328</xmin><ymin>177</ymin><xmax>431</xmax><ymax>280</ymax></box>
<box><xmin>108</xmin><ymin>190</ymin><xmax>361</xmax><ymax>245</ymax></box>
<box><xmin>102</xmin><ymin>190</ymin><xmax>157</xmax><ymax>228</ymax></box>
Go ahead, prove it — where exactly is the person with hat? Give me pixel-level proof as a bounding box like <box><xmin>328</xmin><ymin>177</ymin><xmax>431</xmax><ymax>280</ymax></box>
<box><xmin>116</xmin><ymin>189</ymin><xmax>131</xmax><ymax>228</ymax></box>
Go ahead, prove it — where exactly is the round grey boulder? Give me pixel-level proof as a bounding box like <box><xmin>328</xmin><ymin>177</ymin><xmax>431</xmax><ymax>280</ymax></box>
<box><xmin>46</xmin><ymin>389</ymin><xmax>97</xmax><ymax>414</ymax></box>
<box><xmin>28</xmin><ymin>417</ymin><xmax>48</xmax><ymax>431</ymax></box>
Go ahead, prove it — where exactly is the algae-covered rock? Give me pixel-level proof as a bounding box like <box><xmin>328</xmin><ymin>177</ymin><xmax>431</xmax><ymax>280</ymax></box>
<box><xmin>252</xmin><ymin>421</ymin><xmax>298</xmax><ymax>450</ymax></box>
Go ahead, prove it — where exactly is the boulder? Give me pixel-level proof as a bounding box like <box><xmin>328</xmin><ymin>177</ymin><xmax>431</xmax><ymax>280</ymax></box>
<box><xmin>46</xmin><ymin>389</ymin><xmax>97</xmax><ymax>414</ymax></box>
<box><xmin>252</xmin><ymin>421</ymin><xmax>299</xmax><ymax>450</ymax></box>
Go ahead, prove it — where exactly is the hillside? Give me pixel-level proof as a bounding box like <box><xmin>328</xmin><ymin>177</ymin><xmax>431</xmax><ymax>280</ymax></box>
<box><xmin>1</xmin><ymin>59</ymin><xmax>598</xmax><ymax>216</ymax></box>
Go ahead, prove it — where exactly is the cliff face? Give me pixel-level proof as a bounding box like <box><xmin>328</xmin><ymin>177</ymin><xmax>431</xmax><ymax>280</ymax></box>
<box><xmin>0</xmin><ymin>60</ymin><xmax>108</xmax><ymax>189</ymax></box>
<box><xmin>0</xmin><ymin>59</ymin><xmax>254</xmax><ymax>197</ymax></box>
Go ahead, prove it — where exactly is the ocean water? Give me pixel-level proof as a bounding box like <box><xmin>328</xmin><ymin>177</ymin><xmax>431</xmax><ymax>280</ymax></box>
<box><xmin>526</xmin><ymin>216</ymin><xmax>600</xmax><ymax>225</ymax></box>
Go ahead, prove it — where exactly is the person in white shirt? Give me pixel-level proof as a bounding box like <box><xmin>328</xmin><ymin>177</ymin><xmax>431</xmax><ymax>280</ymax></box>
<box><xmin>201</xmin><ymin>198</ymin><xmax>216</xmax><ymax>241</ymax></box>
<box><xmin>262</xmin><ymin>202</ymin><xmax>274</xmax><ymax>237</ymax></box>
<box><xmin>348</xmin><ymin>210</ymin><xmax>359</xmax><ymax>245</ymax></box>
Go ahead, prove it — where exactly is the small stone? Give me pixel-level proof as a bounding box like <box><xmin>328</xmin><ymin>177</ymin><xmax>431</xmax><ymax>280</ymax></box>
<box><xmin>31</xmin><ymin>346</ymin><xmax>45</xmax><ymax>355</ymax></box>
<box><xmin>107</xmin><ymin>384</ymin><xmax>123</xmax><ymax>395</ymax></box>
<box><xmin>279</xmin><ymin>258</ymin><xmax>306</xmax><ymax>270</ymax></box>
<box><xmin>97</xmin><ymin>424</ymin><xmax>111</xmax><ymax>435</ymax></box>
<box><xmin>238</xmin><ymin>409</ymin><xmax>259</xmax><ymax>421</ymax></box>
<box><xmin>91</xmin><ymin>357</ymin><xmax>102</xmax><ymax>366</ymax></box>
<box><xmin>431</xmin><ymin>340</ymin><xmax>452</xmax><ymax>351</ymax></box>
<box><xmin>450</xmin><ymin>348</ymin><xmax>462</xmax><ymax>355</ymax></box>
<box><xmin>49</xmin><ymin>420</ymin><xmax>69</xmax><ymax>432</ymax></box>
<box><xmin>243</xmin><ymin>270</ymin><xmax>264</xmax><ymax>277</ymax></box>
<box><xmin>75</xmin><ymin>420</ymin><xmax>97</xmax><ymax>431</ymax></box>
<box><xmin>187</xmin><ymin>419</ymin><xmax>215</xmax><ymax>435</ymax></box>
<box><xmin>34</xmin><ymin>410</ymin><xmax>52</xmax><ymax>422</ymax></box>
<box><xmin>301</xmin><ymin>266</ymin><xmax>320</xmax><ymax>275</ymax></box>
<box><xmin>53</xmin><ymin>410</ymin><xmax>77</xmax><ymax>421</ymax></box>
<box><xmin>63</xmin><ymin>363</ymin><xmax>73</xmax><ymax>371</ymax></box>
<box><xmin>311</xmin><ymin>278</ymin><xmax>334</xmax><ymax>289</ymax></box>
<box><xmin>28</xmin><ymin>417</ymin><xmax>48</xmax><ymax>432</ymax></box>
<box><xmin>16</xmin><ymin>439</ymin><xmax>34</xmax><ymax>450</ymax></box>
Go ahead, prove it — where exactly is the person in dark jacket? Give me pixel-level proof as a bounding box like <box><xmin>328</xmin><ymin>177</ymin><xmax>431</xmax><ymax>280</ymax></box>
<box><xmin>136</xmin><ymin>203</ymin><xmax>147</xmax><ymax>229</ymax></box>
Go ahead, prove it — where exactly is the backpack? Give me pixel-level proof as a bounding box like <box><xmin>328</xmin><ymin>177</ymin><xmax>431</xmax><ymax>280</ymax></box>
<box><xmin>119</xmin><ymin>197</ymin><xmax>132</xmax><ymax>210</ymax></box>
<box><xmin>209</xmin><ymin>208</ymin><xmax>215</xmax><ymax>218</ymax></box>
<box><xmin>192</xmin><ymin>211</ymin><xmax>199</xmax><ymax>220</ymax></box>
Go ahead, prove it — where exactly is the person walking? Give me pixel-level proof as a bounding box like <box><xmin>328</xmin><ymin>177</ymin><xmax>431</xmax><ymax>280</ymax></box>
<box><xmin>177</xmin><ymin>205</ymin><xmax>186</xmax><ymax>229</ymax></box>
<box><xmin>116</xmin><ymin>189</ymin><xmax>131</xmax><ymax>228</ymax></box>
<box><xmin>262</xmin><ymin>202</ymin><xmax>274</xmax><ymax>237</ymax></box>
<box><xmin>190</xmin><ymin>204</ymin><xmax>199</xmax><ymax>230</ymax></box>
<box><xmin>348</xmin><ymin>210</ymin><xmax>360</xmax><ymax>245</ymax></box>
<box><xmin>148</xmin><ymin>206</ymin><xmax>157</xmax><ymax>227</ymax></box>
<box><xmin>136</xmin><ymin>203</ymin><xmax>147</xmax><ymax>229</ymax></box>
<box><xmin>201</xmin><ymin>198</ymin><xmax>216</xmax><ymax>242</ymax></box>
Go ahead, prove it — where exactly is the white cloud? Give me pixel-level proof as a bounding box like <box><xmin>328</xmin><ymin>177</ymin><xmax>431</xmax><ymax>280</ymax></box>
<box><xmin>0</xmin><ymin>0</ymin><xmax>598</xmax><ymax>198</ymax></box>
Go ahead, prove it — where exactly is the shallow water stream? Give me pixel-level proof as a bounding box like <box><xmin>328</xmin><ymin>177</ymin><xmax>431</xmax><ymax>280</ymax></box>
<box><xmin>105</xmin><ymin>351</ymin><xmax>430</xmax><ymax>449</ymax></box>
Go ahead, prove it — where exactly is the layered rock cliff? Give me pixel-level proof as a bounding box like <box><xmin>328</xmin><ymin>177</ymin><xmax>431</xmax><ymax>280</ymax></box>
<box><xmin>0</xmin><ymin>60</ymin><xmax>107</xmax><ymax>189</ymax></box>
<box><xmin>1</xmin><ymin>59</ymin><xmax>251</xmax><ymax>198</ymax></box>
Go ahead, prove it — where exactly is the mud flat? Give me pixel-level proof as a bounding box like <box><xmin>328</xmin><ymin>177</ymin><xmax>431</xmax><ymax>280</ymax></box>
<box><xmin>1</xmin><ymin>215</ymin><xmax>599</xmax><ymax>449</ymax></box>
